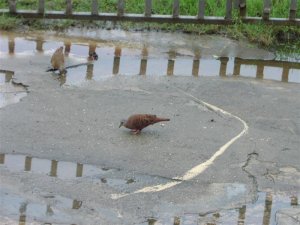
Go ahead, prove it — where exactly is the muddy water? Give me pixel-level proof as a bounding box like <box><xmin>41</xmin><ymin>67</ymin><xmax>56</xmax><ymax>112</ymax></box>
<box><xmin>0</xmin><ymin>153</ymin><xmax>299</xmax><ymax>225</ymax></box>
<box><xmin>0</xmin><ymin>32</ymin><xmax>299</xmax><ymax>87</ymax></box>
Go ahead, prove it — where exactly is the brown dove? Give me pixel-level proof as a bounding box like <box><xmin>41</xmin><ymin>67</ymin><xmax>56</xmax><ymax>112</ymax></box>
<box><xmin>50</xmin><ymin>46</ymin><xmax>65</xmax><ymax>73</ymax></box>
<box><xmin>119</xmin><ymin>114</ymin><xmax>170</xmax><ymax>134</ymax></box>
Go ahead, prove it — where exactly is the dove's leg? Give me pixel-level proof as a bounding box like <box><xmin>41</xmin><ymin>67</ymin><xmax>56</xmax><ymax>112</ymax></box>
<box><xmin>131</xmin><ymin>130</ymin><xmax>141</xmax><ymax>135</ymax></box>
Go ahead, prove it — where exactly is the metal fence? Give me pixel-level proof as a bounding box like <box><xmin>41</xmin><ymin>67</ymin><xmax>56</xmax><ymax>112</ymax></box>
<box><xmin>1</xmin><ymin>0</ymin><xmax>299</xmax><ymax>26</ymax></box>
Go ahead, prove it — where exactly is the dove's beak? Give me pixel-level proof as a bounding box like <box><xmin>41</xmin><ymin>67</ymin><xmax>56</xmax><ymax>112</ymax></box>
<box><xmin>119</xmin><ymin>122</ymin><xmax>122</xmax><ymax>128</ymax></box>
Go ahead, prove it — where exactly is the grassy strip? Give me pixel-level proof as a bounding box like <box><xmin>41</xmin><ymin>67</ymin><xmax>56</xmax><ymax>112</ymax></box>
<box><xmin>0</xmin><ymin>0</ymin><xmax>299</xmax><ymax>55</ymax></box>
<box><xmin>1</xmin><ymin>0</ymin><xmax>299</xmax><ymax>17</ymax></box>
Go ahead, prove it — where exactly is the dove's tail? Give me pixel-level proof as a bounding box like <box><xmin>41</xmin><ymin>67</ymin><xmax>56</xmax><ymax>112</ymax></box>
<box><xmin>154</xmin><ymin>117</ymin><xmax>170</xmax><ymax>123</ymax></box>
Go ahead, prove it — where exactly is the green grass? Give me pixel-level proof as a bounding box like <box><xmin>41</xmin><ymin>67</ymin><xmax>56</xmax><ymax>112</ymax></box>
<box><xmin>0</xmin><ymin>14</ymin><xmax>21</xmax><ymax>30</ymax></box>
<box><xmin>1</xmin><ymin>0</ymin><xmax>299</xmax><ymax>17</ymax></box>
<box><xmin>0</xmin><ymin>0</ymin><xmax>299</xmax><ymax>53</ymax></box>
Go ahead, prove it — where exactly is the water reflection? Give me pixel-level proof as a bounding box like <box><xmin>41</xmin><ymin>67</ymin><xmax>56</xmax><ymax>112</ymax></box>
<box><xmin>0</xmin><ymin>153</ymin><xmax>109</xmax><ymax>179</ymax></box>
<box><xmin>145</xmin><ymin>192</ymin><xmax>298</xmax><ymax>225</ymax></box>
<box><xmin>0</xmin><ymin>187</ymin><xmax>81</xmax><ymax>225</ymax></box>
<box><xmin>0</xmin><ymin>153</ymin><xmax>135</xmax><ymax>187</ymax></box>
<box><xmin>0</xmin><ymin>35</ymin><xmax>299</xmax><ymax>85</ymax></box>
<box><xmin>0</xmin><ymin>35</ymin><xmax>300</xmax><ymax>84</ymax></box>
<box><xmin>0</xmin><ymin>70</ymin><xmax>28</xmax><ymax>108</ymax></box>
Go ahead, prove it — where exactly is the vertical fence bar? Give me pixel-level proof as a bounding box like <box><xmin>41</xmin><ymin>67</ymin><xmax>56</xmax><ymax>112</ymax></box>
<box><xmin>139</xmin><ymin>47</ymin><xmax>148</xmax><ymax>75</ymax></box>
<box><xmin>291</xmin><ymin>196</ymin><xmax>298</xmax><ymax>206</ymax></box>
<box><xmin>219</xmin><ymin>57</ymin><xmax>229</xmax><ymax>77</ymax></box>
<box><xmin>167</xmin><ymin>51</ymin><xmax>176</xmax><ymax>76</ymax></box>
<box><xmin>256</xmin><ymin>64</ymin><xmax>264</xmax><ymax>79</ymax></box>
<box><xmin>113</xmin><ymin>47</ymin><xmax>121</xmax><ymax>75</ymax></box>
<box><xmin>289</xmin><ymin>0</ymin><xmax>297</xmax><ymax>20</ymax></box>
<box><xmin>66</xmin><ymin>0</ymin><xmax>73</xmax><ymax>15</ymax></box>
<box><xmin>172</xmin><ymin>0</ymin><xmax>180</xmax><ymax>18</ymax></box>
<box><xmin>197</xmin><ymin>0</ymin><xmax>206</xmax><ymax>19</ymax></box>
<box><xmin>76</xmin><ymin>163</ymin><xmax>83</xmax><ymax>177</ymax></box>
<box><xmin>50</xmin><ymin>160</ymin><xmax>58</xmax><ymax>177</ymax></box>
<box><xmin>0</xmin><ymin>154</ymin><xmax>4</xmax><ymax>164</ymax></box>
<box><xmin>263</xmin><ymin>0</ymin><xmax>271</xmax><ymax>20</ymax></box>
<box><xmin>117</xmin><ymin>0</ymin><xmax>125</xmax><ymax>16</ymax></box>
<box><xmin>239</xmin><ymin>0</ymin><xmax>246</xmax><ymax>18</ymax></box>
<box><xmin>225</xmin><ymin>0</ymin><xmax>233</xmax><ymax>20</ymax></box>
<box><xmin>9</xmin><ymin>0</ymin><xmax>16</xmax><ymax>13</ymax></box>
<box><xmin>19</xmin><ymin>203</ymin><xmax>27</xmax><ymax>225</ymax></box>
<box><xmin>64</xmin><ymin>41</ymin><xmax>71</xmax><ymax>56</ymax></box>
<box><xmin>145</xmin><ymin>0</ymin><xmax>152</xmax><ymax>17</ymax></box>
<box><xmin>86</xmin><ymin>64</ymin><xmax>94</xmax><ymax>80</ymax></box>
<box><xmin>193</xmin><ymin>50</ymin><xmax>200</xmax><ymax>77</ymax></box>
<box><xmin>8</xmin><ymin>36</ymin><xmax>15</xmax><ymax>54</ymax></box>
<box><xmin>192</xmin><ymin>59</ymin><xmax>200</xmax><ymax>76</ymax></box>
<box><xmin>262</xmin><ymin>192</ymin><xmax>273</xmax><ymax>225</ymax></box>
<box><xmin>237</xmin><ymin>205</ymin><xmax>246</xmax><ymax>225</ymax></box>
<box><xmin>233</xmin><ymin>58</ymin><xmax>241</xmax><ymax>75</ymax></box>
<box><xmin>24</xmin><ymin>156</ymin><xmax>32</xmax><ymax>171</ymax></box>
<box><xmin>91</xmin><ymin>0</ymin><xmax>99</xmax><ymax>15</ymax></box>
<box><xmin>281</xmin><ymin>66</ymin><xmax>289</xmax><ymax>82</ymax></box>
<box><xmin>38</xmin><ymin>0</ymin><xmax>45</xmax><ymax>14</ymax></box>
<box><xmin>36</xmin><ymin>37</ymin><xmax>44</xmax><ymax>52</ymax></box>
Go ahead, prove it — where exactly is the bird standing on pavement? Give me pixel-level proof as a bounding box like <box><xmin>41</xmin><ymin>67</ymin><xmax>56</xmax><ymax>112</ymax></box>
<box><xmin>50</xmin><ymin>46</ymin><xmax>65</xmax><ymax>73</ymax></box>
<box><xmin>119</xmin><ymin>114</ymin><xmax>170</xmax><ymax>134</ymax></box>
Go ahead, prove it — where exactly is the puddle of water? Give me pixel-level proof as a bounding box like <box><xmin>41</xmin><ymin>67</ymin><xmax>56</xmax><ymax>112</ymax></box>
<box><xmin>1</xmin><ymin>153</ymin><xmax>299</xmax><ymax>224</ymax></box>
<box><xmin>0</xmin><ymin>153</ymin><xmax>110</xmax><ymax>179</ymax></box>
<box><xmin>145</xmin><ymin>192</ymin><xmax>299</xmax><ymax>225</ymax></box>
<box><xmin>0</xmin><ymin>33</ymin><xmax>299</xmax><ymax>86</ymax></box>
<box><xmin>0</xmin><ymin>70</ymin><xmax>28</xmax><ymax>108</ymax></box>
<box><xmin>0</xmin><ymin>153</ymin><xmax>140</xmax><ymax>190</ymax></box>
<box><xmin>0</xmin><ymin>187</ymin><xmax>81</xmax><ymax>225</ymax></box>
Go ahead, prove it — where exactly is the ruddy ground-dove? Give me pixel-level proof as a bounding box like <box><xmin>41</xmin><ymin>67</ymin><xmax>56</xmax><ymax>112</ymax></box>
<box><xmin>119</xmin><ymin>114</ymin><xmax>170</xmax><ymax>134</ymax></box>
<box><xmin>50</xmin><ymin>46</ymin><xmax>65</xmax><ymax>73</ymax></box>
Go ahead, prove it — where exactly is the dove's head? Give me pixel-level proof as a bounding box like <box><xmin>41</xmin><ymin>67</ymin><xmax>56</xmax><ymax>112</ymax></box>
<box><xmin>119</xmin><ymin>119</ymin><xmax>127</xmax><ymax>128</ymax></box>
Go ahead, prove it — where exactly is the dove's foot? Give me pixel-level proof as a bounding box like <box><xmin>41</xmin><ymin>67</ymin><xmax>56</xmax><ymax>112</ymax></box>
<box><xmin>131</xmin><ymin>130</ymin><xmax>141</xmax><ymax>135</ymax></box>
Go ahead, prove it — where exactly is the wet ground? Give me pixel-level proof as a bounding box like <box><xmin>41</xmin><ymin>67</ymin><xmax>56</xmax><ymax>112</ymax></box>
<box><xmin>0</xmin><ymin>30</ymin><xmax>299</xmax><ymax>225</ymax></box>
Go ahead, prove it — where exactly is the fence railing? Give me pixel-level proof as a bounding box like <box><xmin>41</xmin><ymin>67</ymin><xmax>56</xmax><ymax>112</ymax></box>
<box><xmin>1</xmin><ymin>0</ymin><xmax>299</xmax><ymax>26</ymax></box>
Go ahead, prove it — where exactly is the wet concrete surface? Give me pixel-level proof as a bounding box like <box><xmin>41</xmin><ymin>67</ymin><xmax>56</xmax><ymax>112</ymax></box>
<box><xmin>0</xmin><ymin>30</ymin><xmax>300</xmax><ymax>224</ymax></box>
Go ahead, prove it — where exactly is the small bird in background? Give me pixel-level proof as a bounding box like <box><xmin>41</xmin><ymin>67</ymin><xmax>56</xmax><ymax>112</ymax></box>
<box><xmin>50</xmin><ymin>46</ymin><xmax>65</xmax><ymax>73</ymax></box>
<box><xmin>119</xmin><ymin>114</ymin><xmax>170</xmax><ymax>134</ymax></box>
<box><xmin>88</xmin><ymin>51</ymin><xmax>98</xmax><ymax>61</ymax></box>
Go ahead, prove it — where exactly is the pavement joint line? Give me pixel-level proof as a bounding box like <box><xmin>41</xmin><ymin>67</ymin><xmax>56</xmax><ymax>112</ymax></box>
<box><xmin>111</xmin><ymin>84</ymin><xmax>249</xmax><ymax>200</ymax></box>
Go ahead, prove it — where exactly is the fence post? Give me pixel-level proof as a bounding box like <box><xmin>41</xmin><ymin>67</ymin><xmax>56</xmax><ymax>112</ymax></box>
<box><xmin>225</xmin><ymin>0</ymin><xmax>233</xmax><ymax>21</ymax></box>
<box><xmin>256</xmin><ymin>64</ymin><xmax>264</xmax><ymax>79</ymax></box>
<box><xmin>117</xmin><ymin>0</ymin><xmax>125</xmax><ymax>16</ymax></box>
<box><xmin>219</xmin><ymin>57</ymin><xmax>229</xmax><ymax>76</ymax></box>
<box><xmin>289</xmin><ymin>0</ymin><xmax>297</xmax><ymax>20</ymax></box>
<box><xmin>197</xmin><ymin>0</ymin><xmax>206</xmax><ymax>19</ymax></box>
<box><xmin>38</xmin><ymin>0</ymin><xmax>45</xmax><ymax>14</ymax></box>
<box><xmin>66</xmin><ymin>0</ymin><xmax>73</xmax><ymax>15</ymax></box>
<box><xmin>172</xmin><ymin>0</ymin><xmax>180</xmax><ymax>18</ymax></box>
<box><xmin>145</xmin><ymin>0</ymin><xmax>152</xmax><ymax>17</ymax></box>
<box><xmin>233</xmin><ymin>58</ymin><xmax>241</xmax><ymax>75</ymax></box>
<box><xmin>167</xmin><ymin>51</ymin><xmax>176</xmax><ymax>76</ymax></box>
<box><xmin>281</xmin><ymin>66</ymin><xmax>289</xmax><ymax>82</ymax></box>
<box><xmin>9</xmin><ymin>0</ymin><xmax>16</xmax><ymax>13</ymax></box>
<box><xmin>139</xmin><ymin>48</ymin><xmax>148</xmax><ymax>75</ymax></box>
<box><xmin>239</xmin><ymin>0</ymin><xmax>246</xmax><ymax>18</ymax></box>
<box><xmin>263</xmin><ymin>0</ymin><xmax>271</xmax><ymax>20</ymax></box>
<box><xmin>91</xmin><ymin>0</ymin><xmax>99</xmax><ymax>15</ymax></box>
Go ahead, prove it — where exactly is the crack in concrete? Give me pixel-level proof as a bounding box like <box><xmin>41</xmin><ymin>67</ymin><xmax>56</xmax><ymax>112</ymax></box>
<box><xmin>241</xmin><ymin>152</ymin><xmax>259</xmax><ymax>201</ymax></box>
<box><xmin>275</xmin><ymin>211</ymin><xmax>300</xmax><ymax>225</ymax></box>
